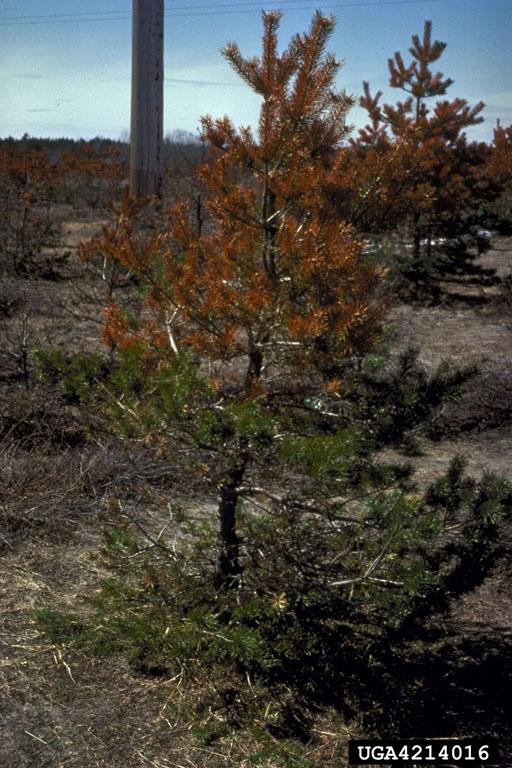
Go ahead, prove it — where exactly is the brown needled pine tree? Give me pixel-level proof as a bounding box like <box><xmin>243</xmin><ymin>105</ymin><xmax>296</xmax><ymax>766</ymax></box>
<box><xmin>356</xmin><ymin>21</ymin><xmax>486</xmax><ymax>290</ymax></box>
<box><xmin>93</xmin><ymin>11</ymin><xmax>385</xmax><ymax>588</ymax></box>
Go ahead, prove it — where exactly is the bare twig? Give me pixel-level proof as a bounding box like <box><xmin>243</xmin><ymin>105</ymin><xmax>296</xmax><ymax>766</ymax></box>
<box><xmin>118</xmin><ymin>501</ymin><xmax>177</xmax><ymax>558</ymax></box>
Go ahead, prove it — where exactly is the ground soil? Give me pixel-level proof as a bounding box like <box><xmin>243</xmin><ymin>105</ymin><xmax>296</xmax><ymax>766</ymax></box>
<box><xmin>0</xmin><ymin>223</ymin><xmax>511</xmax><ymax>767</ymax></box>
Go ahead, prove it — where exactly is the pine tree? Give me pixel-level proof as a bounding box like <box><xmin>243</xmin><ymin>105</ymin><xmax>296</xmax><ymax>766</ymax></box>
<box><xmin>356</xmin><ymin>21</ymin><xmax>487</xmax><ymax>288</ymax></box>
<box><xmin>91</xmin><ymin>11</ymin><xmax>385</xmax><ymax>587</ymax></box>
<box><xmin>485</xmin><ymin>122</ymin><xmax>512</xmax><ymax>234</ymax></box>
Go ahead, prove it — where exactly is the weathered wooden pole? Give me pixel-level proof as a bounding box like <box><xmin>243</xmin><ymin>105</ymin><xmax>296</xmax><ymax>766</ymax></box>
<box><xmin>130</xmin><ymin>0</ymin><xmax>164</xmax><ymax>198</ymax></box>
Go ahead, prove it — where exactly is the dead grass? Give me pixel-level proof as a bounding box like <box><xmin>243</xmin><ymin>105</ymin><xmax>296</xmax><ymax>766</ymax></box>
<box><xmin>0</xmin><ymin>539</ymin><xmax>356</xmax><ymax>767</ymax></box>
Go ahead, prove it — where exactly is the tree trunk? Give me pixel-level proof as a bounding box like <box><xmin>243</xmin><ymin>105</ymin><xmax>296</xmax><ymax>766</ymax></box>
<box><xmin>214</xmin><ymin>456</ymin><xmax>248</xmax><ymax>590</ymax></box>
<box><xmin>244</xmin><ymin>343</ymin><xmax>263</xmax><ymax>396</ymax></box>
<box><xmin>261</xmin><ymin>160</ymin><xmax>278</xmax><ymax>277</ymax></box>
<box><xmin>410</xmin><ymin>213</ymin><xmax>426</xmax><ymax>289</ymax></box>
<box><xmin>426</xmin><ymin>222</ymin><xmax>433</xmax><ymax>264</ymax></box>
<box><xmin>412</xmin><ymin>225</ymin><xmax>422</xmax><ymax>265</ymax></box>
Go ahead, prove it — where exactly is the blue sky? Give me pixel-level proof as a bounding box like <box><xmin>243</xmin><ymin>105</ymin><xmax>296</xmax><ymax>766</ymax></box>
<box><xmin>0</xmin><ymin>0</ymin><xmax>510</xmax><ymax>142</ymax></box>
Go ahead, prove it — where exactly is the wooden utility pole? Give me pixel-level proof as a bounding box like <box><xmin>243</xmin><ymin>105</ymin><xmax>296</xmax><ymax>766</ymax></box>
<box><xmin>130</xmin><ymin>0</ymin><xmax>164</xmax><ymax>198</ymax></box>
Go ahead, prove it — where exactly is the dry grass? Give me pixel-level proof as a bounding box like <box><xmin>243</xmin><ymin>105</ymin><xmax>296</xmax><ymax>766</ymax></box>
<box><xmin>0</xmin><ymin>538</ymin><xmax>355</xmax><ymax>766</ymax></box>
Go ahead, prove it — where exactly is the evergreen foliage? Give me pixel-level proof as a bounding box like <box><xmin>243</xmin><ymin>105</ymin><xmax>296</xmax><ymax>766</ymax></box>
<box><xmin>35</xmin><ymin>457</ymin><xmax>511</xmax><ymax>729</ymax></box>
<box><xmin>354</xmin><ymin>21</ymin><xmax>497</xmax><ymax>292</ymax></box>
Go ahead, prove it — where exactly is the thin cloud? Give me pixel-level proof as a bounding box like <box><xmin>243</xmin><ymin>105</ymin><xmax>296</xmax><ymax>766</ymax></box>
<box><xmin>165</xmin><ymin>78</ymin><xmax>239</xmax><ymax>87</ymax></box>
<box><xmin>16</xmin><ymin>73</ymin><xmax>46</xmax><ymax>80</ymax></box>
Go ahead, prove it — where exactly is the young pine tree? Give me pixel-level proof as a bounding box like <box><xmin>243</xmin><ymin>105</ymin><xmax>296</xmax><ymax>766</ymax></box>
<box><xmin>484</xmin><ymin>122</ymin><xmax>512</xmax><ymax>234</ymax></box>
<box><xmin>91</xmin><ymin>11</ymin><xmax>385</xmax><ymax>587</ymax></box>
<box><xmin>356</xmin><ymin>21</ymin><xmax>487</xmax><ymax>287</ymax></box>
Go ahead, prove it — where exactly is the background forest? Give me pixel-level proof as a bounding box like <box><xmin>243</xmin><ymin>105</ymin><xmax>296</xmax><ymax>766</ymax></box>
<box><xmin>1</xmin><ymin>12</ymin><xmax>512</xmax><ymax>768</ymax></box>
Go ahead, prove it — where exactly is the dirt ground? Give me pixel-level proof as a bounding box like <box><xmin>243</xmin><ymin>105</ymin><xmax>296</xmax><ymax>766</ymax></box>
<box><xmin>0</xmin><ymin>226</ymin><xmax>511</xmax><ymax>767</ymax></box>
